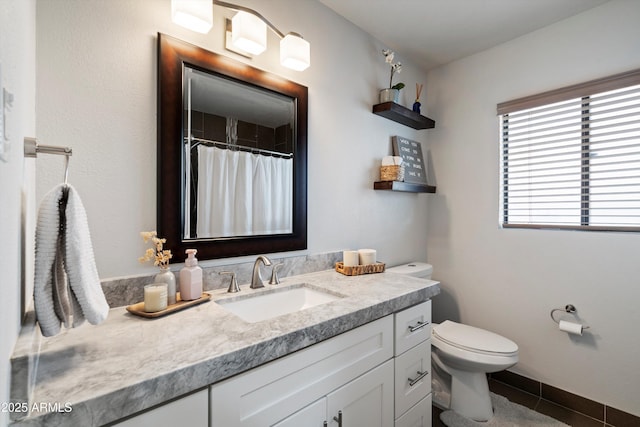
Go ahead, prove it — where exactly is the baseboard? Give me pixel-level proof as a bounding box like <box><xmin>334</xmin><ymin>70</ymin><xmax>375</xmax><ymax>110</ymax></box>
<box><xmin>490</xmin><ymin>370</ymin><xmax>640</xmax><ymax>427</ymax></box>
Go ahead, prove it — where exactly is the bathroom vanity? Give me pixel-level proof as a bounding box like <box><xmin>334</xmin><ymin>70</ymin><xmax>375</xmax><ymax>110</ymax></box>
<box><xmin>9</xmin><ymin>269</ymin><xmax>439</xmax><ymax>427</ymax></box>
<box><xmin>208</xmin><ymin>300</ymin><xmax>432</xmax><ymax>427</ymax></box>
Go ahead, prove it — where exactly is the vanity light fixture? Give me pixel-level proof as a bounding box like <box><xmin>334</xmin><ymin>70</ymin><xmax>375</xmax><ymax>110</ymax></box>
<box><xmin>280</xmin><ymin>32</ymin><xmax>311</xmax><ymax>72</ymax></box>
<box><xmin>231</xmin><ymin>10</ymin><xmax>267</xmax><ymax>55</ymax></box>
<box><xmin>171</xmin><ymin>0</ymin><xmax>213</xmax><ymax>34</ymax></box>
<box><xmin>170</xmin><ymin>0</ymin><xmax>310</xmax><ymax>71</ymax></box>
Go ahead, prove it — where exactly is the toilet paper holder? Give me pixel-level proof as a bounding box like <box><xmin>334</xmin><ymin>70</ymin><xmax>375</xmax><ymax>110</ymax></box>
<box><xmin>550</xmin><ymin>304</ymin><xmax>590</xmax><ymax>329</ymax></box>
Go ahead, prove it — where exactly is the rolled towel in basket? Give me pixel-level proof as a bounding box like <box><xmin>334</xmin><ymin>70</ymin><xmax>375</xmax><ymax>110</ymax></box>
<box><xmin>381</xmin><ymin>156</ymin><xmax>403</xmax><ymax>166</ymax></box>
<box><xmin>380</xmin><ymin>157</ymin><xmax>405</xmax><ymax>182</ymax></box>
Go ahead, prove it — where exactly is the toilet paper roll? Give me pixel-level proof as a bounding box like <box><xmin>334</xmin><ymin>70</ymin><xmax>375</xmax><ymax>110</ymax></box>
<box><xmin>559</xmin><ymin>320</ymin><xmax>583</xmax><ymax>336</ymax></box>
<box><xmin>343</xmin><ymin>250</ymin><xmax>360</xmax><ymax>267</ymax></box>
<box><xmin>358</xmin><ymin>249</ymin><xmax>376</xmax><ymax>266</ymax></box>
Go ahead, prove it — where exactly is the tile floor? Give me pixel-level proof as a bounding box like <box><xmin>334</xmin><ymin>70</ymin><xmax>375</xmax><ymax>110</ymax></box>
<box><xmin>431</xmin><ymin>378</ymin><xmax>615</xmax><ymax>427</ymax></box>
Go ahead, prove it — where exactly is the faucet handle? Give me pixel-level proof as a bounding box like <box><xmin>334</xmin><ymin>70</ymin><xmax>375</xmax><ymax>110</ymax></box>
<box><xmin>219</xmin><ymin>271</ymin><xmax>239</xmax><ymax>293</ymax></box>
<box><xmin>269</xmin><ymin>263</ymin><xmax>284</xmax><ymax>285</ymax></box>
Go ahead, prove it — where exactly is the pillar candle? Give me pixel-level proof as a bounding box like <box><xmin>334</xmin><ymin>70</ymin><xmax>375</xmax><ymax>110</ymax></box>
<box><xmin>144</xmin><ymin>283</ymin><xmax>168</xmax><ymax>313</ymax></box>
<box><xmin>358</xmin><ymin>249</ymin><xmax>377</xmax><ymax>265</ymax></box>
<box><xmin>343</xmin><ymin>250</ymin><xmax>360</xmax><ymax>267</ymax></box>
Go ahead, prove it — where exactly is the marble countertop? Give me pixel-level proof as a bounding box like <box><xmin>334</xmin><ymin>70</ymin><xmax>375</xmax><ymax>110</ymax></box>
<box><xmin>10</xmin><ymin>269</ymin><xmax>439</xmax><ymax>426</ymax></box>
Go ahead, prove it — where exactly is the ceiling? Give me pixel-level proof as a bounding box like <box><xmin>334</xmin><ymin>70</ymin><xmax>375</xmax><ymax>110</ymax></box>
<box><xmin>318</xmin><ymin>0</ymin><xmax>610</xmax><ymax>71</ymax></box>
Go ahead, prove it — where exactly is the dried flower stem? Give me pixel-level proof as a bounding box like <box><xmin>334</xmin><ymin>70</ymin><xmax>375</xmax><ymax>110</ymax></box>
<box><xmin>138</xmin><ymin>231</ymin><xmax>172</xmax><ymax>268</ymax></box>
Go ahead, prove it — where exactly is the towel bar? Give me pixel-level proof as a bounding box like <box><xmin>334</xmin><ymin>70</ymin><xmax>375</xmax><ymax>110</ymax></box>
<box><xmin>24</xmin><ymin>137</ymin><xmax>72</xmax><ymax>184</ymax></box>
<box><xmin>24</xmin><ymin>137</ymin><xmax>72</xmax><ymax>157</ymax></box>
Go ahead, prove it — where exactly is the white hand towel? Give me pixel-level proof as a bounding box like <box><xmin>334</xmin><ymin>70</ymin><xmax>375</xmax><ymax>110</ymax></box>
<box><xmin>34</xmin><ymin>184</ymin><xmax>109</xmax><ymax>337</ymax></box>
<box><xmin>34</xmin><ymin>185</ymin><xmax>66</xmax><ymax>337</ymax></box>
<box><xmin>51</xmin><ymin>186</ymin><xmax>76</xmax><ymax>329</ymax></box>
<box><xmin>64</xmin><ymin>185</ymin><xmax>109</xmax><ymax>326</ymax></box>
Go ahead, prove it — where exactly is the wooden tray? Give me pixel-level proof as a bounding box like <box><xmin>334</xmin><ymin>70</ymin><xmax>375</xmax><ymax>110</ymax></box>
<box><xmin>126</xmin><ymin>293</ymin><xmax>211</xmax><ymax>318</ymax></box>
<box><xmin>335</xmin><ymin>261</ymin><xmax>386</xmax><ymax>276</ymax></box>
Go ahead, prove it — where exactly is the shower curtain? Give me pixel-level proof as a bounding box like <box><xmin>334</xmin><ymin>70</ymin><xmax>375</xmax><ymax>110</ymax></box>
<box><xmin>196</xmin><ymin>146</ymin><xmax>293</xmax><ymax>238</ymax></box>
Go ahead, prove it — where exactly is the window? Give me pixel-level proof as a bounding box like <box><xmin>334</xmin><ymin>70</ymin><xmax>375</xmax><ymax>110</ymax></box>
<box><xmin>498</xmin><ymin>69</ymin><xmax>640</xmax><ymax>231</ymax></box>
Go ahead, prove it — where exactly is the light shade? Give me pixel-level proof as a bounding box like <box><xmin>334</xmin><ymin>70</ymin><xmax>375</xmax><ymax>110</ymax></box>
<box><xmin>280</xmin><ymin>33</ymin><xmax>310</xmax><ymax>71</ymax></box>
<box><xmin>231</xmin><ymin>11</ymin><xmax>267</xmax><ymax>55</ymax></box>
<box><xmin>171</xmin><ymin>0</ymin><xmax>213</xmax><ymax>34</ymax></box>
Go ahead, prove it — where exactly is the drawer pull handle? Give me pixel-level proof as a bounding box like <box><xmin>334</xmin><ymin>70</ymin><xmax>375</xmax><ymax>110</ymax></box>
<box><xmin>408</xmin><ymin>320</ymin><xmax>430</xmax><ymax>333</ymax></box>
<box><xmin>333</xmin><ymin>410</ymin><xmax>343</xmax><ymax>426</ymax></box>
<box><xmin>408</xmin><ymin>370</ymin><xmax>429</xmax><ymax>387</ymax></box>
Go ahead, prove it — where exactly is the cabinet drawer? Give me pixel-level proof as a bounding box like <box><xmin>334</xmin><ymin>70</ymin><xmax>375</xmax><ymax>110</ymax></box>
<box><xmin>395</xmin><ymin>340</ymin><xmax>431</xmax><ymax>417</ymax></box>
<box><xmin>395</xmin><ymin>300</ymin><xmax>431</xmax><ymax>355</ymax></box>
<box><xmin>395</xmin><ymin>394</ymin><xmax>432</xmax><ymax>427</ymax></box>
<box><xmin>210</xmin><ymin>316</ymin><xmax>393</xmax><ymax>427</ymax></box>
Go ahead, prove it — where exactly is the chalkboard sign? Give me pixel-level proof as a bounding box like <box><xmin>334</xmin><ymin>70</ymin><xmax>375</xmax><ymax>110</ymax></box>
<box><xmin>392</xmin><ymin>136</ymin><xmax>428</xmax><ymax>185</ymax></box>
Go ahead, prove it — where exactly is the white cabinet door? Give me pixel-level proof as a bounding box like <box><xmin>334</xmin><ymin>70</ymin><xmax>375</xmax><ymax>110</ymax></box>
<box><xmin>326</xmin><ymin>360</ymin><xmax>394</xmax><ymax>427</ymax></box>
<box><xmin>211</xmin><ymin>316</ymin><xmax>393</xmax><ymax>427</ymax></box>
<box><xmin>395</xmin><ymin>395</ymin><xmax>432</xmax><ymax>427</ymax></box>
<box><xmin>112</xmin><ymin>389</ymin><xmax>208</xmax><ymax>427</ymax></box>
<box><xmin>273</xmin><ymin>397</ymin><xmax>327</xmax><ymax>427</ymax></box>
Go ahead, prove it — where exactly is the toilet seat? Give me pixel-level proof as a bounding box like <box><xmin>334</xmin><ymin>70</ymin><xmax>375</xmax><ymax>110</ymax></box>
<box><xmin>433</xmin><ymin>320</ymin><xmax>518</xmax><ymax>357</ymax></box>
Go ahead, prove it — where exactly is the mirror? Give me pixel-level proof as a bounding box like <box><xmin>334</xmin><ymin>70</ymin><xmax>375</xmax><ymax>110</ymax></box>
<box><xmin>184</xmin><ymin>66</ymin><xmax>296</xmax><ymax>239</ymax></box>
<box><xmin>158</xmin><ymin>33</ymin><xmax>307</xmax><ymax>263</ymax></box>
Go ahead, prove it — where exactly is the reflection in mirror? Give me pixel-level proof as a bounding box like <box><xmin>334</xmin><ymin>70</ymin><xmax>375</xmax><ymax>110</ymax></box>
<box><xmin>184</xmin><ymin>66</ymin><xmax>295</xmax><ymax>239</ymax></box>
<box><xmin>158</xmin><ymin>33</ymin><xmax>308</xmax><ymax>263</ymax></box>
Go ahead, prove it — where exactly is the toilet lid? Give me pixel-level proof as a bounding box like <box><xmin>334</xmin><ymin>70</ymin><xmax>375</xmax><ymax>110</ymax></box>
<box><xmin>433</xmin><ymin>320</ymin><xmax>518</xmax><ymax>355</ymax></box>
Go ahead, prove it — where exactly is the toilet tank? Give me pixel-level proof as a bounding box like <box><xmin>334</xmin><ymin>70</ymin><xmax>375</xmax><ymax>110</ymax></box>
<box><xmin>387</xmin><ymin>262</ymin><xmax>433</xmax><ymax>279</ymax></box>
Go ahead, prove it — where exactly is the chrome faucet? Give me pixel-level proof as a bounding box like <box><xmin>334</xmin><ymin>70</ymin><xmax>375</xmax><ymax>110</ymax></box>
<box><xmin>250</xmin><ymin>255</ymin><xmax>272</xmax><ymax>289</ymax></box>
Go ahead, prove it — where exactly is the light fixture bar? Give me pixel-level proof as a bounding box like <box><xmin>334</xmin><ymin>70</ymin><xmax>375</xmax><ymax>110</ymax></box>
<box><xmin>172</xmin><ymin>0</ymin><xmax>310</xmax><ymax>70</ymax></box>
<box><xmin>213</xmin><ymin>0</ymin><xmax>285</xmax><ymax>39</ymax></box>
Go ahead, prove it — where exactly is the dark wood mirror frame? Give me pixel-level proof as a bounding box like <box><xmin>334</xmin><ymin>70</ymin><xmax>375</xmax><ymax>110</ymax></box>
<box><xmin>157</xmin><ymin>33</ymin><xmax>308</xmax><ymax>263</ymax></box>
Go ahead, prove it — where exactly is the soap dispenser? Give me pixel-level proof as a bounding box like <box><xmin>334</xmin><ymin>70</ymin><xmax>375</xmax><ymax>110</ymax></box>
<box><xmin>179</xmin><ymin>249</ymin><xmax>203</xmax><ymax>301</ymax></box>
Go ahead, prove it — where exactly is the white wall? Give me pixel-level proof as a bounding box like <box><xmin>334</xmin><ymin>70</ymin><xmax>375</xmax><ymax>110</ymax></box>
<box><xmin>0</xmin><ymin>0</ymin><xmax>36</xmax><ymax>425</ymax></box>
<box><xmin>35</xmin><ymin>0</ymin><xmax>430</xmax><ymax>279</ymax></box>
<box><xmin>426</xmin><ymin>0</ymin><xmax>640</xmax><ymax>416</ymax></box>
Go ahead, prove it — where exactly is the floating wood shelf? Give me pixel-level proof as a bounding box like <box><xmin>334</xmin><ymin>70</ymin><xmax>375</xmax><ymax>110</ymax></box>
<box><xmin>372</xmin><ymin>102</ymin><xmax>435</xmax><ymax>130</ymax></box>
<box><xmin>373</xmin><ymin>181</ymin><xmax>436</xmax><ymax>193</ymax></box>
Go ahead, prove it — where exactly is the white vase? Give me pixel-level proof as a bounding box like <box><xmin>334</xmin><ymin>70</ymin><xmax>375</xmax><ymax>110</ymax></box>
<box><xmin>379</xmin><ymin>88</ymin><xmax>399</xmax><ymax>103</ymax></box>
<box><xmin>154</xmin><ymin>266</ymin><xmax>177</xmax><ymax>305</ymax></box>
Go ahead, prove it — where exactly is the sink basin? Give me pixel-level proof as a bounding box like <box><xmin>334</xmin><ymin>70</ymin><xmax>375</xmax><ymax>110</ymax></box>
<box><xmin>217</xmin><ymin>284</ymin><xmax>342</xmax><ymax>323</ymax></box>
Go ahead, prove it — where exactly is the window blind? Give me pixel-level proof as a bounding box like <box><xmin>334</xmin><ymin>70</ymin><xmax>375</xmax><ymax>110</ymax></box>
<box><xmin>498</xmin><ymin>69</ymin><xmax>640</xmax><ymax>231</ymax></box>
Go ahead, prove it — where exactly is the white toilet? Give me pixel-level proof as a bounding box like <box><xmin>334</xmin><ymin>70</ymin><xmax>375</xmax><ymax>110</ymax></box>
<box><xmin>387</xmin><ymin>262</ymin><xmax>519</xmax><ymax>422</ymax></box>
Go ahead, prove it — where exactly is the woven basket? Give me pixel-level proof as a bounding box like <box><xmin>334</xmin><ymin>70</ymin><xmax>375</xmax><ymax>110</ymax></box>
<box><xmin>380</xmin><ymin>165</ymin><xmax>404</xmax><ymax>181</ymax></box>
<box><xmin>335</xmin><ymin>262</ymin><xmax>386</xmax><ymax>276</ymax></box>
